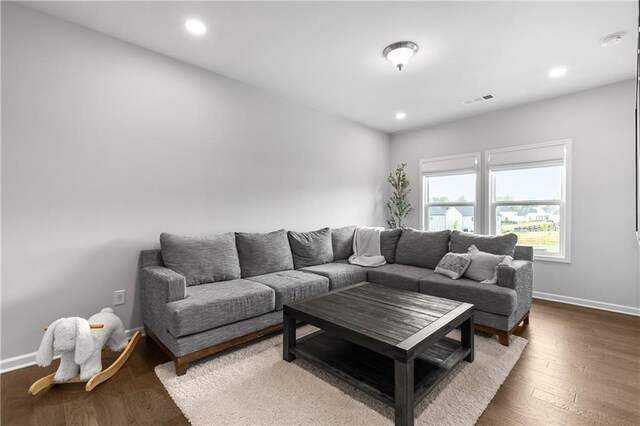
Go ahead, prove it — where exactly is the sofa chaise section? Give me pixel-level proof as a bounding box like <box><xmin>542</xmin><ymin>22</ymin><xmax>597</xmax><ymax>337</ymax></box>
<box><xmin>418</xmin><ymin>238</ymin><xmax>533</xmax><ymax>345</ymax></box>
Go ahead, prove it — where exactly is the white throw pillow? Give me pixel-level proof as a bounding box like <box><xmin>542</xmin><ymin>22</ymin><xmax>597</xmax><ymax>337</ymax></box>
<box><xmin>434</xmin><ymin>252</ymin><xmax>472</xmax><ymax>279</ymax></box>
<box><xmin>464</xmin><ymin>245</ymin><xmax>513</xmax><ymax>284</ymax></box>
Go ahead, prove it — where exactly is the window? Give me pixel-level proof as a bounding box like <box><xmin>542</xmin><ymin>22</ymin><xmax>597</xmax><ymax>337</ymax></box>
<box><xmin>420</xmin><ymin>153</ymin><xmax>480</xmax><ymax>232</ymax></box>
<box><xmin>486</xmin><ymin>140</ymin><xmax>571</xmax><ymax>262</ymax></box>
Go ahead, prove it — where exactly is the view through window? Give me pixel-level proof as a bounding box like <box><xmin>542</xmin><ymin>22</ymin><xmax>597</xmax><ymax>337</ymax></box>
<box><xmin>424</xmin><ymin>173</ymin><xmax>476</xmax><ymax>232</ymax></box>
<box><xmin>492</xmin><ymin>166</ymin><xmax>563</xmax><ymax>255</ymax></box>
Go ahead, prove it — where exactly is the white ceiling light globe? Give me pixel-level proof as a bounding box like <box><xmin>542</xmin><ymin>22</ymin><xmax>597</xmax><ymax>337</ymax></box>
<box><xmin>395</xmin><ymin>112</ymin><xmax>407</xmax><ymax>120</ymax></box>
<box><xmin>383</xmin><ymin>42</ymin><xmax>419</xmax><ymax>71</ymax></box>
<box><xmin>185</xmin><ymin>19</ymin><xmax>207</xmax><ymax>36</ymax></box>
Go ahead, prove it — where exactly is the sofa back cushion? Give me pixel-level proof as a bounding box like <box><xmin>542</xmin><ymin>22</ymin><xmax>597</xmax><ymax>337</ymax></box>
<box><xmin>331</xmin><ymin>226</ymin><xmax>356</xmax><ymax>260</ymax></box>
<box><xmin>160</xmin><ymin>232</ymin><xmax>241</xmax><ymax>286</ymax></box>
<box><xmin>235</xmin><ymin>230</ymin><xmax>294</xmax><ymax>278</ymax></box>
<box><xmin>288</xmin><ymin>227</ymin><xmax>334</xmax><ymax>269</ymax></box>
<box><xmin>380</xmin><ymin>229</ymin><xmax>403</xmax><ymax>263</ymax></box>
<box><xmin>449</xmin><ymin>230</ymin><xmax>517</xmax><ymax>256</ymax></box>
<box><xmin>395</xmin><ymin>228</ymin><xmax>451</xmax><ymax>269</ymax></box>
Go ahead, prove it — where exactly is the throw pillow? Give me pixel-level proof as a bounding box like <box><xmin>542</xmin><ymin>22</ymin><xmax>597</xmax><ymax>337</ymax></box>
<box><xmin>395</xmin><ymin>228</ymin><xmax>451</xmax><ymax>269</ymax></box>
<box><xmin>380</xmin><ymin>229</ymin><xmax>403</xmax><ymax>263</ymax></box>
<box><xmin>331</xmin><ymin>226</ymin><xmax>356</xmax><ymax>260</ymax></box>
<box><xmin>434</xmin><ymin>252</ymin><xmax>472</xmax><ymax>279</ymax></box>
<box><xmin>235</xmin><ymin>230</ymin><xmax>294</xmax><ymax>278</ymax></box>
<box><xmin>450</xmin><ymin>230</ymin><xmax>518</xmax><ymax>256</ymax></box>
<box><xmin>288</xmin><ymin>227</ymin><xmax>334</xmax><ymax>269</ymax></box>
<box><xmin>160</xmin><ymin>232</ymin><xmax>241</xmax><ymax>286</ymax></box>
<box><xmin>464</xmin><ymin>244</ymin><xmax>513</xmax><ymax>283</ymax></box>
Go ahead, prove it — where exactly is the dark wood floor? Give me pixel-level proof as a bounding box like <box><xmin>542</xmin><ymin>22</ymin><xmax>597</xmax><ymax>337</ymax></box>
<box><xmin>2</xmin><ymin>299</ymin><xmax>639</xmax><ymax>425</ymax></box>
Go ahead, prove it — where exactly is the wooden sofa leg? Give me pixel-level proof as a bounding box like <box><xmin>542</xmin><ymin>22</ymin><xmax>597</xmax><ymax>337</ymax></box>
<box><xmin>175</xmin><ymin>360</ymin><xmax>189</xmax><ymax>376</ymax></box>
<box><xmin>523</xmin><ymin>312</ymin><xmax>530</xmax><ymax>325</ymax></box>
<box><xmin>498</xmin><ymin>331</ymin><xmax>510</xmax><ymax>347</ymax></box>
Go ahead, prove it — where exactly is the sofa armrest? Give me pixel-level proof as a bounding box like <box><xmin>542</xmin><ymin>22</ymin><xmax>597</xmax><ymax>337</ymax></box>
<box><xmin>140</xmin><ymin>266</ymin><xmax>187</xmax><ymax>304</ymax></box>
<box><xmin>497</xmin><ymin>260</ymin><xmax>533</xmax><ymax>315</ymax></box>
<box><xmin>497</xmin><ymin>260</ymin><xmax>532</xmax><ymax>290</ymax></box>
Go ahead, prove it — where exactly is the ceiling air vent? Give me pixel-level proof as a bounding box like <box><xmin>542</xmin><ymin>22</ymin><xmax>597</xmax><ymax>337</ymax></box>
<box><xmin>462</xmin><ymin>94</ymin><xmax>495</xmax><ymax>105</ymax></box>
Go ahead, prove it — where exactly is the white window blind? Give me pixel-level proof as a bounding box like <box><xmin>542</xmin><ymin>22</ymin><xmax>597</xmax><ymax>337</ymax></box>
<box><xmin>486</xmin><ymin>142</ymin><xmax>566</xmax><ymax>169</ymax></box>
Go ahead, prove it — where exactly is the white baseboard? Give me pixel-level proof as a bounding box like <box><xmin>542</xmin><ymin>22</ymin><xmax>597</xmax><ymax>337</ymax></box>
<box><xmin>533</xmin><ymin>291</ymin><xmax>640</xmax><ymax>316</ymax></box>
<box><xmin>0</xmin><ymin>326</ymin><xmax>145</xmax><ymax>374</ymax></box>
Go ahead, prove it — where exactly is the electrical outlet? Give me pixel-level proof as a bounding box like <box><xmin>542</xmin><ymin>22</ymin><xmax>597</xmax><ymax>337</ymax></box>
<box><xmin>114</xmin><ymin>290</ymin><xmax>126</xmax><ymax>306</ymax></box>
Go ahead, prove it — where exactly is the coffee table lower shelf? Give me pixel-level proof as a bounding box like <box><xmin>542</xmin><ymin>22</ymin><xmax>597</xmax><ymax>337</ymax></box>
<box><xmin>290</xmin><ymin>330</ymin><xmax>471</xmax><ymax>408</ymax></box>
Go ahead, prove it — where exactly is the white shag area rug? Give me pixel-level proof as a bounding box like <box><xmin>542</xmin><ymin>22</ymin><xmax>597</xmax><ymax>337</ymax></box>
<box><xmin>156</xmin><ymin>326</ymin><xmax>527</xmax><ymax>426</ymax></box>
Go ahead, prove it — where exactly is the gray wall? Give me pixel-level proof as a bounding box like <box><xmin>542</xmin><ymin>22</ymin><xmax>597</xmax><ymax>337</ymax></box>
<box><xmin>1</xmin><ymin>4</ymin><xmax>389</xmax><ymax>359</ymax></box>
<box><xmin>391</xmin><ymin>79</ymin><xmax>639</xmax><ymax>310</ymax></box>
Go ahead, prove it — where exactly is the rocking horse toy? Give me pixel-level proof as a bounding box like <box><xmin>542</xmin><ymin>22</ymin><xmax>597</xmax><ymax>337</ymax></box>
<box><xmin>29</xmin><ymin>307</ymin><xmax>141</xmax><ymax>395</ymax></box>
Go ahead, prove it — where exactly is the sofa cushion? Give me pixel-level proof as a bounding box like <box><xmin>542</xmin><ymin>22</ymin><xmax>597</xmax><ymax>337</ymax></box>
<box><xmin>235</xmin><ymin>230</ymin><xmax>294</xmax><ymax>278</ymax></box>
<box><xmin>434</xmin><ymin>252</ymin><xmax>472</xmax><ymax>280</ymax></box>
<box><xmin>419</xmin><ymin>274</ymin><xmax>517</xmax><ymax>316</ymax></box>
<box><xmin>450</xmin><ymin>230</ymin><xmax>518</xmax><ymax>256</ymax></box>
<box><xmin>247</xmin><ymin>270</ymin><xmax>329</xmax><ymax>310</ymax></box>
<box><xmin>288</xmin><ymin>228</ymin><xmax>334</xmax><ymax>269</ymax></box>
<box><xmin>380</xmin><ymin>229</ymin><xmax>402</xmax><ymax>263</ymax></box>
<box><xmin>299</xmin><ymin>262</ymin><xmax>367</xmax><ymax>290</ymax></box>
<box><xmin>160</xmin><ymin>232</ymin><xmax>241</xmax><ymax>286</ymax></box>
<box><xmin>366</xmin><ymin>263</ymin><xmax>435</xmax><ymax>292</ymax></box>
<box><xmin>331</xmin><ymin>226</ymin><xmax>356</xmax><ymax>260</ymax></box>
<box><xmin>165</xmin><ymin>279</ymin><xmax>275</xmax><ymax>337</ymax></box>
<box><xmin>465</xmin><ymin>245</ymin><xmax>512</xmax><ymax>283</ymax></box>
<box><xmin>395</xmin><ymin>228</ymin><xmax>451</xmax><ymax>269</ymax></box>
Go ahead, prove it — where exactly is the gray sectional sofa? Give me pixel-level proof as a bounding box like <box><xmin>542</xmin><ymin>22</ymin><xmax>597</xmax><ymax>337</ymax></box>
<box><xmin>140</xmin><ymin>226</ymin><xmax>533</xmax><ymax>375</ymax></box>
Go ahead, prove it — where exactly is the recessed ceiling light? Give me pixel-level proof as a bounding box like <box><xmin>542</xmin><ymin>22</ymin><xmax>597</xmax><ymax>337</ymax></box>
<box><xmin>383</xmin><ymin>42</ymin><xmax>418</xmax><ymax>71</ymax></box>
<box><xmin>547</xmin><ymin>67</ymin><xmax>567</xmax><ymax>79</ymax></box>
<box><xmin>185</xmin><ymin>19</ymin><xmax>207</xmax><ymax>36</ymax></box>
<box><xmin>395</xmin><ymin>112</ymin><xmax>407</xmax><ymax>120</ymax></box>
<box><xmin>600</xmin><ymin>33</ymin><xmax>624</xmax><ymax>47</ymax></box>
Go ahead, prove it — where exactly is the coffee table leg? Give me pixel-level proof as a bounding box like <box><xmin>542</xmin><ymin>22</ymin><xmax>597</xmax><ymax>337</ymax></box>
<box><xmin>461</xmin><ymin>314</ymin><xmax>474</xmax><ymax>363</ymax></box>
<box><xmin>283</xmin><ymin>311</ymin><xmax>296</xmax><ymax>362</ymax></box>
<box><xmin>394</xmin><ymin>358</ymin><xmax>414</xmax><ymax>426</ymax></box>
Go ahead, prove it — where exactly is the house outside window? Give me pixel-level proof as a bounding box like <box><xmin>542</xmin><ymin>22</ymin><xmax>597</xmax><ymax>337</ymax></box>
<box><xmin>420</xmin><ymin>153</ymin><xmax>481</xmax><ymax>233</ymax></box>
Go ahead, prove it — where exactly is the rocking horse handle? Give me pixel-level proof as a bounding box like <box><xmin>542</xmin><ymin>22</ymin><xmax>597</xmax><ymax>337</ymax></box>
<box><xmin>43</xmin><ymin>323</ymin><xmax>104</xmax><ymax>330</ymax></box>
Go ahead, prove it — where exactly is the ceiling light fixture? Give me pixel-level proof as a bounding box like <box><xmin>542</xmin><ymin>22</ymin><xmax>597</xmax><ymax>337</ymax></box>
<box><xmin>600</xmin><ymin>33</ymin><xmax>624</xmax><ymax>47</ymax></box>
<box><xmin>547</xmin><ymin>67</ymin><xmax>567</xmax><ymax>79</ymax></box>
<box><xmin>395</xmin><ymin>112</ymin><xmax>407</xmax><ymax>120</ymax></box>
<box><xmin>383</xmin><ymin>41</ymin><xmax>418</xmax><ymax>71</ymax></box>
<box><xmin>185</xmin><ymin>19</ymin><xmax>207</xmax><ymax>36</ymax></box>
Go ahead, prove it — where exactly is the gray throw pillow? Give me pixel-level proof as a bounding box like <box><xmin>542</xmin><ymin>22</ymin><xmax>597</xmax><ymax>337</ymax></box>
<box><xmin>380</xmin><ymin>229</ymin><xmax>402</xmax><ymax>263</ymax></box>
<box><xmin>464</xmin><ymin>245</ymin><xmax>513</xmax><ymax>283</ymax></box>
<box><xmin>450</xmin><ymin>230</ymin><xmax>518</xmax><ymax>256</ymax></box>
<box><xmin>288</xmin><ymin>227</ymin><xmax>334</xmax><ymax>269</ymax></box>
<box><xmin>235</xmin><ymin>230</ymin><xmax>294</xmax><ymax>278</ymax></box>
<box><xmin>395</xmin><ymin>228</ymin><xmax>451</xmax><ymax>269</ymax></box>
<box><xmin>331</xmin><ymin>226</ymin><xmax>356</xmax><ymax>260</ymax></box>
<box><xmin>160</xmin><ymin>232</ymin><xmax>241</xmax><ymax>286</ymax></box>
<box><xmin>434</xmin><ymin>253</ymin><xmax>472</xmax><ymax>279</ymax></box>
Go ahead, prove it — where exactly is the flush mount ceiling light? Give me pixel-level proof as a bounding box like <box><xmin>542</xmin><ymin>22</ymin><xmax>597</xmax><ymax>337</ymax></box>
<box><xmin>395</xmin><ymin>111</ymin><xmax>407</xmax><ymax>120</ymax></box>
<box><xmin>383</xmin><ymin>41</ymin><xmax>418</xmax><ymax>71</ymax></box>
<box><xmin>600</xmin><ymin>33</ymin><xmax>624</xmax><ymax>47</ymax></box>
<box><xmin>185</xmin><ymin>19</ymin><xmax>207</xmax><ymax>36</ymax></box>
<box><xmin>547</xmin><ymin>66</ymin><xmax>567</xmax><ymax>79</ymax></box>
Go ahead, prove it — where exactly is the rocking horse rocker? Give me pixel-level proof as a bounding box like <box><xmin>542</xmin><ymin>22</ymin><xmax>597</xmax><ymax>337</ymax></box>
<box><xmin>29</xmin><ymin>308</ymin><xmax>141</xmax><ymax>395</ymax></box>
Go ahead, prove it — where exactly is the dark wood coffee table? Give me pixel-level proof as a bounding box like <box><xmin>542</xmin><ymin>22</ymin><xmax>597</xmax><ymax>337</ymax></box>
<box><xmin>283</xmin><ymin>282</ymin><xmax>474</xmax><ymax>426</ymax></box>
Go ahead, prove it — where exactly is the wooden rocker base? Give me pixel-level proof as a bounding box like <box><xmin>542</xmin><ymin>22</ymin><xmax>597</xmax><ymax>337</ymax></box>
<box><xmin>29</xmin><ymin>330</ymin><xmax>141</xmax><ymax>395</ymax></box>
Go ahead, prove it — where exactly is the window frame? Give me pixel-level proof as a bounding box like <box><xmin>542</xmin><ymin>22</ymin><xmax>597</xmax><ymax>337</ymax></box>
<box><xmin>485</xmin><ymin>140</ymin><xmax>572</xmax><ymax>263</ymax></box>
<box><xmin>420</xmin><ymin>152</ymin><xmax>481</xmax><ymax>233</ymax></box>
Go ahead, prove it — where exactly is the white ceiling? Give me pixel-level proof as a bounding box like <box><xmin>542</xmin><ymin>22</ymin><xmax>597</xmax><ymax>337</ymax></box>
<box><xmin>22</xmin><ymin>1</ymin><xmax>637</xmax><ymax>133</ymax></box>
